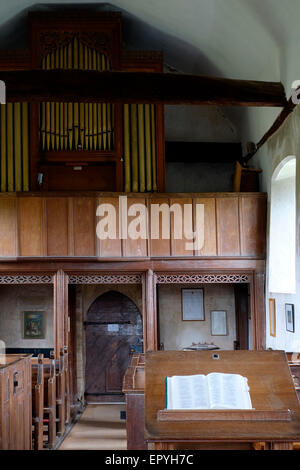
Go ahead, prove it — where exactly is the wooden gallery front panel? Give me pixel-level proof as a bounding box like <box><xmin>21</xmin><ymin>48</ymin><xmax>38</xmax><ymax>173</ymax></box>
<box><xmin>0</xmin><ymin>192</ymin><xmax>266</xmax><ymax>357</ymax></box>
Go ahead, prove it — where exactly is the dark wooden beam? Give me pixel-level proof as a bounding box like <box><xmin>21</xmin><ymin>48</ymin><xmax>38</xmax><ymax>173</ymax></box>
<box><xmin>0</xmin><ymin>70</ymin><xmax>287</xmax><ymax>106</ymax></box>
<box><xmin>165</xmin><ymin>142</ymin><xmax>242</xmax><ymax>163</ymax></box>
<box><xmin>244</xmin><ymin>96</ymin><xmax>296</xmax><ymax>163</ymax></box>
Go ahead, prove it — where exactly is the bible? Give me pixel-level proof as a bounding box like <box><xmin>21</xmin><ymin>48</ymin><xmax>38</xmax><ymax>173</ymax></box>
<box><xmin>165</xmin><ymin>372</ymin><xmax>252</xmax><ymax>410</ymax></box>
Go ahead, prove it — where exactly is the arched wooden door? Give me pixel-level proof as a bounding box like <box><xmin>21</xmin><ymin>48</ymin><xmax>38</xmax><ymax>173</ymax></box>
<box><xmin>85</xmin><ymin>290</ymin><xmax>143</xmax><ymax>402</ymax></box>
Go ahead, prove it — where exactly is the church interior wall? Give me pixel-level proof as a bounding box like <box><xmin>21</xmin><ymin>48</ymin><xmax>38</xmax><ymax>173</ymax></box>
<box><xmin>158</xmin><ymin>284</ymin><xmax>237</xmax><ymax>351</ymax></box>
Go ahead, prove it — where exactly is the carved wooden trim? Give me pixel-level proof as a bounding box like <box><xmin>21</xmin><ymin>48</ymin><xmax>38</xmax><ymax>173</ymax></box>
<box><xmin>155</xmin><ymin>274</ymin><xmax>250</xmax><ymax>284</ymax></box>
<box><xmin>0</xmin><ymin>274</ymin><xmax>54</xmax><ymax>284</ymax></box>
<box><xmin>68</xmin><ymin>274</ymin><xmax>142</xmax><ymax>284</ymax></box>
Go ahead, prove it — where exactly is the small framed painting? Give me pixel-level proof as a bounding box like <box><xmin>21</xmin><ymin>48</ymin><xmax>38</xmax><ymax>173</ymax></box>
<box><xmin>269</xmin><ymin>299</ymin><xmax>276</xmax><ymax>337</ymax></box>
<box><xmin>211</xmin><ymin>310</ymin><xmax>227</xmax><ymax>336</ymax></box>
<box><xmin>285</xmin><ymin>304</ymin><xmax>295</xmax><ymax>333</ymax></box>
<box><xmin>181</xmin><ymin>288</ymin><xmax>204</xmax><ymax>321</ymax></box>
<box><xmin>23</xmin><ymin>311</ymin><xmax>45</xmax><ymax>339</ymax></box>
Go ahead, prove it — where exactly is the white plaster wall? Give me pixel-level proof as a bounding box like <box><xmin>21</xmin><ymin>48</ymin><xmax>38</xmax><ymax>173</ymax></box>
<box><xmin>158</xmin><ymin>284</ymin><xmax>236</xmax><ymax>351</ymax></box>
<box><xmin>252</xmin><ymin>111</ymin><xmax>300</xmax><ymax>352</ymax></box>
<box><xmin>269</xmin><ymin>170</ymin><xmax>296</xmax><ymax>294</ymax></box>
<box><xmin>0</xmin><ymin>285</ymin><xmax>54</xmax><ymax>348</ymax></box>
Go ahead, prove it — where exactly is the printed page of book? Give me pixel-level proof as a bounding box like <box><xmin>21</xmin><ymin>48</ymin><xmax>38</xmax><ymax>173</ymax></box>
<box><xmin>167</xmin><ymin>374</ymin><xmax>210</xmax><ymax>409</ymax></box>
<box><xmin>207</xmin><ymin>373</ymin><xmax>252</xmax><ymax>409</ymax></box>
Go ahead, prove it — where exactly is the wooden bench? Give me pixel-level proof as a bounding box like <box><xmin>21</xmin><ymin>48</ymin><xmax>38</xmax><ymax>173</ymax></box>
<box><xmin>31</xmin><ymin>348</ymin><xmax>70</xmax><ymax>448</ymax></box>
<box><xmin>31</xmin><ymin>354</ymin><xmax>44</xmax><ymax>450</ymax></box>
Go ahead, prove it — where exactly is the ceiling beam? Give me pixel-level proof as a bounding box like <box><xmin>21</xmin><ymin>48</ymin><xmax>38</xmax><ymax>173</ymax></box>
<box><xmin>244</xmin><ymin>96</ymin><xmax>296</xmax><ymax>163</ymax></box>
<box><xmin>0</xmin><ymin>70</ymin><xmax>287</xmax><ymax>106</ymax></box>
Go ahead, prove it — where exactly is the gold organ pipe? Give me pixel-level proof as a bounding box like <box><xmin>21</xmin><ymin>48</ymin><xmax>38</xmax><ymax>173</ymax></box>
<box><xmin>73</xmin><ymin>38</ymin><xmax>79</xmax><ymax>149</ymax></box>
<box><xmin>138</xmin><ymin>104</ymin><xmax>146</xmax><ymax>193</ymax></box>
<box><xmin>6</xmin><ymin>103</ymin><xmax>13</xmax><ymax>192</ymax></box>
<box><xmin>79</xmin><ymin>41</ymin><xmax>85</xmax><ymax>149</ymax></box>
<box><xmin>45</xmin><ymin>54</ymin><xmax>51</xmax><ymax>151</ymax></box>
<box><xmin>130</xmin><ymin>104</ymin><xmax>139</xmax><ymax>192</ymax></box>
<box><xmin>88</xmin><ymin>48</ymin><xmax>93</xmax><ymax>150</ymax></box>
<box><xmin>40</xmin><ymin>56</ymin><xmax>46</xmax><ymax>150</ymax></box>
<box><xmin>84</xmin><ymin>45</ymin><xmax>89</xmax><ymax>149</ymax></box>
<box><xmin>38</xmin><ymin>39</ymin><xmax>115</xmax><ymax>154</ymax></box>
<box><xmin>67</xmin><ymin>42</ymin><xmax>73</xmax><ymax>150</ymax></box>
<box><xmin>22</xmin><ymin>103</ymin><xmax>29</xmax><ymax>191</ymax></box>
<box><xmin>14</xmin><ymin>103</ymin><xmax>22</xmax><ymax>191</ymax></box>
<box><xmin>92</xmin><ymin>49</ymin><xmax>97</xmax><ymax>150</ymax></box>
<box><xmin>144</xmin><ymin>104</ymin><xmax>152</xmax><ymax>192</ymax></box>
<box><xmin>123</xmin><ymin>104</ymin><xmax>131</xmax><ymax>192</ymax></box>
<box><xmin>151</xmin><ymin>104</ymin><xmax>157</xmax><ymax>191</ymax></box>
<box><xmin>50</xmin><ymin>51</ymin><xmax>55</xmax><ymax>150</ymax></box>
<box><xmin>55</xmin><ymin>48</ymin><xmax>60</xmax><ymax>150</ymax></box>
<box><xmin>102</xmin><ymin>54</ymin><xmax>107</xmax><ymax>151</ymax></box>
<box><xmin>97</xmin><ymin>51</ymin><xmax>102</xmax><ymax>149</ymax></box>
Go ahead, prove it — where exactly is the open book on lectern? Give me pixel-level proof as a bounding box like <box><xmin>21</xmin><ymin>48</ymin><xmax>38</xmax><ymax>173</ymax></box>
<box><xmin>165</xmin><ymin>372</ymin><xmax>253</xmax><ymax>410</ymax></box>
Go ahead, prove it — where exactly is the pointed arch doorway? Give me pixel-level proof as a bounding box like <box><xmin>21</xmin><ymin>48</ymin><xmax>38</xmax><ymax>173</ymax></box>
<box><xmin>84</xmin><ymin>290</ymin><xmax>143</xmax><ymax>403</ymax></box>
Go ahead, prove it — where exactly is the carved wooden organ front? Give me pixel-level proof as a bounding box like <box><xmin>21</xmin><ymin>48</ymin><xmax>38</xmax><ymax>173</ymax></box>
<box><xmin>0</xmin><ymin>11</ymin><xmax>165</xmax><ymax>192</ymax></box>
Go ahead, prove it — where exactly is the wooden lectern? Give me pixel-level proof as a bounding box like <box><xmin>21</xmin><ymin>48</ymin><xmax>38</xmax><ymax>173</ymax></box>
<box><xmin>145</xmin><ymin>350</ymin><xmax>300</xmax><ymax>450</ymax></box>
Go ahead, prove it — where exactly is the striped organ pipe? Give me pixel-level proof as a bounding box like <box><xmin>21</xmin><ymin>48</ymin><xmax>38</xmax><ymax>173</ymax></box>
<box><xmin>0</xmin><ymin>103</ymin><xmax>30</xmax><ymax>191</ymax></box>
<box><xmin>39</xmin><ymin>37</ymin><xmax>113</xmax><ymax>152</ymax></box>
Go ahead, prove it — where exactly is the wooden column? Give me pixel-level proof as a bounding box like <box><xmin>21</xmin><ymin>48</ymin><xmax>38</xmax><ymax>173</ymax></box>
<box><xmin>145</xmin><ymin>269</ymin><xmax>157</xmax><ymax>352</ymax></box>
<box><xmin>252</xmin><ymin>272</ymin><xmax>266</xmax><ymax>350</ymax></box>
<box><xmin>53</xmin><ymin>269</ymin><xmax>68</xmax><ymax>359</ymax></box>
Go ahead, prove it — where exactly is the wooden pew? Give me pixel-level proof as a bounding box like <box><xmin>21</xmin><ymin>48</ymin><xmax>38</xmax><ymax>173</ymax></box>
<box><xmin>56</xmin><ymin>348</ymin><xmax>66</xmax><ymax>436</ymax></box>
<box><xmin>64</xmin><ymin>346</ymin><xmax>71</xmax><ymax>426</ymax></box>
<box><xmin>42</xmin><ymin>351</ymin><xmax>57</xmax><ymax>448</ymax></box>
<box><xmin>31</xmin><ymin>354</ymin><xmax>44</xmax><ymax>450</ymax></box>
<box><xmin>122</xmin><ymin>354</ymin><xmax>146</xmax><ymax>450</ymax></box>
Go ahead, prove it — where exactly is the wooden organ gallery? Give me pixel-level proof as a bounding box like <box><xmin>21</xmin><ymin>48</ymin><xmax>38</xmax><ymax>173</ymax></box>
<box><xmin>0</xmin><ymin>7</ymin><xmax>299</xmax><ymax>451</ymax></box>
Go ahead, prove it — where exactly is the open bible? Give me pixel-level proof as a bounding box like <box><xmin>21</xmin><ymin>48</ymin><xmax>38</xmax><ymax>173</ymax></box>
<box><xmin>165</xmin><ymin>372</ymin><xmax>252</xmax><ymax>410</ymax></box>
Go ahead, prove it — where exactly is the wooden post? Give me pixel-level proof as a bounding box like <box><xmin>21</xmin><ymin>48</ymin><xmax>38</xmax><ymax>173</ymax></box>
<box><xmin>145</xmin><ymin>269</ymin><xmax>157</xmax><ymax>352</ymax></box>
<box><xmin>253</xmin><ymin>272</ymin><xmax>266</xmax><ymax>350</ymax></box>
<box><xmin>53</xmin><ymin>269</ymin><xmax>68</xmax><ymax>359</ymax></box>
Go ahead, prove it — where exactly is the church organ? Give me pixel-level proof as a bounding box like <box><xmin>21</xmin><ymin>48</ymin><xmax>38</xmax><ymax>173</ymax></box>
<box><xmin>0</xmin><ymin>10</ymin><xmax>165</xmax><ymax>192</ymax></box>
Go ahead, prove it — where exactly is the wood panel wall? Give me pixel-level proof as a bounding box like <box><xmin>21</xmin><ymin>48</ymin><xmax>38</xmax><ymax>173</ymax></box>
<box><xmin>0</xmin><ymin>193</ymin><xmax>266</xmax><ymax>259</ymax></box>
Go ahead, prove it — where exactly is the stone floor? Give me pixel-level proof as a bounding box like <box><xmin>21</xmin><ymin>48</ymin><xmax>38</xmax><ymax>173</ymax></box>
<box><xmin>59</xmin><ymin>404</ymin><xmax>127</xmax><ymax>450</ymax></box>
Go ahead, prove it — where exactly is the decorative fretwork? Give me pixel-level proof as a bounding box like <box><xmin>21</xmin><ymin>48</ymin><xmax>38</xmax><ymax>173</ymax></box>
<box><xmin>155</xmin><ymin>274</ymin><xmax>250</xmax><ymax>284</ymax></box>
<box><xmin>0</xmin><ymin>275</ymin><xmax>54</xmax><ymax>284</ymax></box>
<box><xmin>68</xmin><ymin>274</ymin><xmax>142</xmax><ymax>284</ymax></box>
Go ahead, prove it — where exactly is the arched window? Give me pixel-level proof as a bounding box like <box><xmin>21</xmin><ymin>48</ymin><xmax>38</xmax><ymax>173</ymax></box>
<box><xmin>269</xmin><ymin>156</ymin><xmax>296</xmax><ymax>294</ymax></box>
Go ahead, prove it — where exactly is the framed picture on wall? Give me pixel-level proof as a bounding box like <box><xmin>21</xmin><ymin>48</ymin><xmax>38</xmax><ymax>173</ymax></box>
<box><xmin>285</xmin><ymin>304</ymin><xmax>295</xmax><ymax>333</ymax></box>
<box><xmin>269</xmin><ymin>299</ymin><xmax>276</xmax><ymax>337</ymax></box>
<box><xmin>23</xmin><ymin>311</ymin><xmax>45</xmax><ymax>339</ymax></box>
<box><xmin>211</xmin><ymin>310</ymin><xmax>228</xmax><ymax>336</ymax></box>
<box><xmin>181</xmin><ymin>288</ymin><xmax>204</xmax><ymax>321</ymax></box>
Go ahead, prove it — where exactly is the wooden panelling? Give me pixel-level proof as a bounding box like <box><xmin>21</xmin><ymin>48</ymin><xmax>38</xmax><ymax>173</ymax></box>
<box><xmin>194</xmin><ymin>198</ymin><xmax>217</xmax><ymax>256</ymax></box>
<box><xmin>46</xmin><ymin>198</ymin><xmax>69</xmax><ymax>256</ymax></box>
<box><xmin>170</xmin><ymin>197</ymin><xmax>194</xmax><ymax>257</ymax></box>
<box><xmin>240</xmin><ymin>195</ymin><xmax>266</xmax><ymax>257</ymax></box>
<box><xmin>216</xmin><ymin>197</ymin><xmax>240</xmax><ymax>256</ymax></box>
<box><xmin>122</xmin><ymin>197</ymin><xmax>148</xmax><ymax>257</ymax></box>
<box><xmin>73</xmin><ymin>198</ymin><xmax>96</xmax><ymax>257</ymax></box>
<box><xmin>19</xmin><ymin>197</ymin><xmax>45</xmax><ymax>256</ymax></box>
<box><xmin>0</xmin><ymin>198</ymin><xmax>17</xmax><ymax>257</ymax></box>
<box><xmin>97</xmin><ymin>197</ymin><xmax>122</xmax><ymax>257</ymax></box>
<box><xmin>149</xmin><ymin>197</ymin><xmax>171</xmax><ymax>257</ymax></box>
<box><xmin>0</xmin><ymin>193</ymin><xmax>266</xmax><ymax>259</ymax></box>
